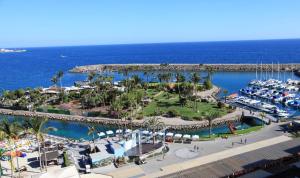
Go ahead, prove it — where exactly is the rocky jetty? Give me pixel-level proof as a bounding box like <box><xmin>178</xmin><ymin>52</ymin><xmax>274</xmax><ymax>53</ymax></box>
<box><xmin>0</xmin><ymin>108</ymin><xmax>241</xmax><ymax>131</ymax></box>
<box><xmin>70</xmin><ymin>63</ymin><xmax>300</xmax><ymax>73</ymax></box>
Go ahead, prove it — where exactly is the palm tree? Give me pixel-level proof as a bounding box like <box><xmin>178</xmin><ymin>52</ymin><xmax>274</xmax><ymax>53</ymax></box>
<box><xmin>110</xmin><ymin>100</ymin><xmax>123</xmax><ymax>119</ymax></box>
<box><xmin>204</xmin><ymin>111</ymin><xmax>220</xmax><ymax>138</ymax></box>
<box><xmin>143</xmin><ymin>117</ymin><xmax>165</xmax><ymax>144</ymax></box>
<box><xmin>175</xmin><ymin>72</ymin><xmax>185</xmax><ymax>96</ymax></box>
<box><xmin>0</xmin><ymin>148</ymin><xmax>6</xmax><ymax>178</ymax></box>
<box><xmin>0</xmin><ymin>119</ymin><xmax>22</xmax><ymax>178</ymax></box>
<box><xmin>51</xmin><ymin>76</ymin><xmax>58</xmax><ymax>87</ymax></box>
<box><xmin>121</xmin><ymin>68</ymin><xmax>130</xmax><ymax>93</ymax></box>
<box><xmin>223</xmin><ymin>89</ymin><xmax>228</xmax><ymax>103</ymax></box>
<box><xmin>206</xmin><ymin>66</ymin><xmax>214</xmax><ymax>81</ymax></box>
<box><xmin>190</xmin><ymin>72</ymin><xmax>201</xmax><ymax>110</ymax></box>
<box><xmin>87</xmin><ymin>124</ymin><xmax>97</xmax><ymax>153</ymax></box>
<box><xmin>56</xmin><ymin>71</ymin><xmax>64</xmax><ymax>89</ymax></box>
<box><xmin>143</xmin><ymin>71</ymin><xmax>150</xmax><ymax>83</ymax></box>
<box><xmin>23</xmin><ymin>117</ymin><xmax>57</xmax><ymax>172</ymax></box>
<box><xmin>87</xmin><ymin>71</ymin><xmax>97</xmax><ymax>83</ymax></box>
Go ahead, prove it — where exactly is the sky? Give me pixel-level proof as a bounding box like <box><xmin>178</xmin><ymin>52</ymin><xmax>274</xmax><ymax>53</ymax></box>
<box><xmin>0</xmin><ymin>0</ymin><xmax>300</xmax><ymax>48</ymax></box>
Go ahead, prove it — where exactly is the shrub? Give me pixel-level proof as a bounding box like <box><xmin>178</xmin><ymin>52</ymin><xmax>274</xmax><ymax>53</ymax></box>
<box><xmin>181</xmin><ymin>116</ymin><xmax>192</xmax><ymax>121</ymax></box>
<box><xmin>63</xmin><ymin>151</ymin><xmax>71</xmax><ymax>167</ymax></box>
<box><xmin>217</xmin><ymin>101</ymin><xmax>225</xmax><ymax>108</ymax></box>
<box><xmin>87</xmin><ymin>111</ymin><xmax>102</xmax><ymax>117</ymax></box>
<box><xmin>135</xmin><ymin>113</ymin><xmax>144</xmax><ymax>120</ymax></box>
<box><xmin>192</xmin><ymin>116</ymin><xmax>202</xmax><ymax>121</ymax></box>
<box><xmin>204</xmin><ymin>79</ymin><xmax>213</xmax><ymax>90</ymax></box>
<box><xmin>165</xmin><ymin>109</ymin><xmax>179</xmax><ymax>117</ymax></box>
<box><xmin>47</xmin><ymin>108</ymin><xmax>70</xmax><ymax>115</ymax></box>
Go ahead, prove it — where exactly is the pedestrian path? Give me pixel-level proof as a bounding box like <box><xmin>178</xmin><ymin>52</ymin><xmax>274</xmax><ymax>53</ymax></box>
<box><xmin>106</xmin><ymin>165</ymin><xmax>145</xmax><ymax>178</ymax></box>
<box><xmin>142</xmin><ymin>135</ymin><xmax>291</xmax><ymax>178</ymax></box>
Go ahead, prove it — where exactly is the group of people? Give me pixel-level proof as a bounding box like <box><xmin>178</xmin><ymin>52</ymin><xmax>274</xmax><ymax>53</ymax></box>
<box><xmin>193</xmin><ymin>145</ymin><xmax>200</xmax><ymax>152</ymax></box>
<box><xmin>232</xmin><ymin>138</ymin><xmax>248</xmax><ymax>147</ymax></box>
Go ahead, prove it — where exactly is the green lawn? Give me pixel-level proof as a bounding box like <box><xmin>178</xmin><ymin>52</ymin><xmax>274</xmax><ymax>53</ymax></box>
<box><xmin>198</xmin><ymin>125</ymin><xmax>263</xmax><ymax>140</ymax></box>
<box><xmin>142</xmin><ymin>91</ymin><xmax>229</xmax><ymax>120</ymax></box>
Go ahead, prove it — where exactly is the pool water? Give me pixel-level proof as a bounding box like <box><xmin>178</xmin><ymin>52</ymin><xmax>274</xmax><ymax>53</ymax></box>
<box><xmin>0</xmin><ymin>115</ymin><xmax>262</xmax><ymax>140</ymax></box>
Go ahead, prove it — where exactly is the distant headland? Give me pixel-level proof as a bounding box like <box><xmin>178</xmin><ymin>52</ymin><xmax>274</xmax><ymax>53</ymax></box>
<box><xmin>0</xmin><ymin>48</ymin><xmax>26</xmax><ymax>53</ymax></box>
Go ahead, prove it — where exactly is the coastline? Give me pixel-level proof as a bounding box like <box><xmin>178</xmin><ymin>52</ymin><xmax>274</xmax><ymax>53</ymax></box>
<box><xmin>0</xmin><ymin>108</ymin><xmax>242</xmax><ymax>131</ymax></box>
<box><xmin>69</xmin><ymin>63</ymin><xmax>300</xmax><ymax>73</ymax></box>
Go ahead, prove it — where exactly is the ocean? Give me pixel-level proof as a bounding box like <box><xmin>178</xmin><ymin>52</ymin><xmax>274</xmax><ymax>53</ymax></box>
<box><xmin>0</xmin><ymin>39</ymin><xmax>299</xmax><ymax>91</ymax></box>
<box><xmin>1</xmin><ymin>39</ymin><xmax>300</xmax><ymax>139</ymax></box>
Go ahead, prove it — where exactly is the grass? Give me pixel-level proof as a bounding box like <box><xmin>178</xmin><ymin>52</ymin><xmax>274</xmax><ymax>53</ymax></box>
<box><xmin>142</xmin><ymin>91</ymin><xmax>229</xmax><ymax>120</ymax></box>
<box><xmin>198</xmin><ymin>125</ymin><xmax>263</xmax><ymax>141</ymax></box>
<box><xmin>37</xmin><ymin>105</ymin><xmax>71</xmax><ymax>115</ymax></box>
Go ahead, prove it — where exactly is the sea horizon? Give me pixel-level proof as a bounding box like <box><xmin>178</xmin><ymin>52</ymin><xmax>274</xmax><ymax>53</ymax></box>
<box><xmin>2</xmin><ymin>38</ymin><xmax>300</xmax><ymax>49</ymax></box>
<box><xmin>1</xmin><ymin>38</ymin><xmax>300</xmax><ymax>90</ymax></box>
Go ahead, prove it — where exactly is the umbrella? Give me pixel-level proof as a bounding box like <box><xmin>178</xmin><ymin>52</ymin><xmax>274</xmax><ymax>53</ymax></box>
<box><xmin>116</xmin><ymin>129</ymin><xmax>123</xmax><ymax>134</ymax></box>
<box><xmin>158</xmin><ymin>132</ymin><xmax>165</xmax><ymax>136</ymax></box>
<box><xmin>192</xmin><ymin>135</ymin><xmax>199</xmax><ymax>140</ymax></box>
<box><xmin>142</xmin><ymin>130</ymin><xmax>150</xmax><ymax>135</ymax></box>
<box><xmin>166</xmin><ymin>132</ymin><xmax>174</xmax><ymax>137</ymax></box>
<box><xmin>106</xmin><ymin>130</ymin><xmax>114</xmax><ymax>135</ymax></box>
<box><xmin>97</xmin><ymin>132</ymin><xmax>106</xmax><ymax>137</ymax></box>
<box><xmin>183</xmin><ymin>134</ymin><xmax>191</xmax><ymax>139</ymax></box>
<box><xmin>174</xmin><ymin>134</ymin><xmax>182</xmax><ymax>138</ymax></box>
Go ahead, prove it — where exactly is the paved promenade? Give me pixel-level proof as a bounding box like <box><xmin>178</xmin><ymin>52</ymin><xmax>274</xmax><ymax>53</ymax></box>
<box><xmin>105</xmin><ymin>123</ymin><xmax>293</xmax><ymax>178</ymax></box>
<box><xmin>148</xmin><ymin>135</ymin><xmax>291</xmax><ymax>178</ymax></box>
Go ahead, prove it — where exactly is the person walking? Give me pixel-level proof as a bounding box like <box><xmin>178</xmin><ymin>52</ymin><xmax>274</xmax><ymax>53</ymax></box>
<box><xmin>240</xmin><ymin>138</ymin><xmax>243</xmax><ymax>144</ymax></box>
<box><xmin>194</xmin><ymin>145</ymin><xmax>196</xmax><ymax>152</ymax></box>
<box><xmin>197</xmin><ymin>146</ymin><xmax>199</xmax><ymax>152</ymax></box>
<box><xmin>244</xmin><ymin>138</ymin><xmax>247</xmax><ymax>144</ymax></box>
<box><xmin>232</xmin><ymin>142</ymin><xmax>234</xmax><ymax>147</ymax></box>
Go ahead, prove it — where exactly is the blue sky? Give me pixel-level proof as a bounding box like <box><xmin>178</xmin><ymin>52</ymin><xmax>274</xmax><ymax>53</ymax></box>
<box><xmin>1</xmin><ymin>0</ymin><xmax>300</xmax><ymax>47</ymax></box>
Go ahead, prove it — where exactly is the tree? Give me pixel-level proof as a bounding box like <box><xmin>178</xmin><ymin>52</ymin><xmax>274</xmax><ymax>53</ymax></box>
<box><xmin>56</xmin><ymin>71</ymin><xmax>64</xmax><ymax>89</ymax></box>
<box><xmin>0</xmin><ymin>148</ymin><xmax>6</xmax><ymax>177</ymax></box>
<box><xmin>175</xmin><ymin>72</ymin><xmax>185</xmax><ymax>96</ymax></box>
<box><xmin>204</xmin><ymin>111</ymin><xmax>221</xmax><ymax>138</ymax></box>
<box><xmin>204</xmin><ymin>78</ymin><xmax>213</xmax><ymax>90</ymax></box>
<box><xmin>110</xmin><ymin>100</ymin><xmax>123</xmax><ymax>119</ymax></box>
<box><xmin>190</xmin><ymin>72</ymin><xmax>201</xmax><ymax>110</ymax></box>
<box><xmin>223</xmin><ymin>89</ymin><xmax>228</xmax><ymax>103</ymax></box>
<box><xmin>143</xmin><ymin>117</ymin><xmax>165</xmax><ymax>144</ymax></box>
<box><xmin>87</xmin><ymin>71</ymin><xmax>97</xmax><ymax>83</ymax></box>
<box><xmin>143</xmin><ymin>71</ymin><xmax>150</xmax><ymax>86</ymax></box>
<box><xmin>0</xmin><ymin>119</ymin><xmax>22</xmax><ymax>178</ymax></box>
<box><xmin>87</xmin><ymin>125</ymin><xmax>97</xmax><ymax>153</ymax></box>
<box><xmin>121</xmin><ymin>68</ymin><xmax>130</xmax><ymax>93</ymax></box>
<box><xmin>23</xmin><ymin>117</ymin><xmax>57</xmax><ymax>172</ymax></box>
<box><xmin>51</xmin><ymin>76</ymin><xmax>58</xmax><ymax>87</ymax></box>
<box><xmin>131</xmin><ymin>75</ymin><xmax>142</xmax><ymax>87</ymax></box>
<box><xmin>206</xmin><ymin>66</ymin><xmax>215</xmax><ymax>81</ymax></box>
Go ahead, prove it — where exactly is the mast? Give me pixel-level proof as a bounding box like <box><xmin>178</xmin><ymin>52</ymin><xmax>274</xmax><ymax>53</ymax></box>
<box><xmin>291</xmin><ymin>63</ymin><xmax>294</xmax><ymax>80</ymax></box>
<box><xmin>271</xmin><ymin>62</ymin><xmax>274</xmax><ymax>79</ymax></box>
<box><xmin>277</xmin><ymin>62</ymin><xmax>280</xmax><ymax>80</ymax></box>
<box><xmin>265</xmin><ymin>64</ymin><xmax>268</xmax><ymax>80</ymax></box>
<box><xmin>260</xmin><ymin>61</ymin><xmax>263</xmax><ymax>81</ymax></box>
<box><xmin>256</xmin><ymin>63</ymin><xmax>258</xmax><ymax>80</ymax></box>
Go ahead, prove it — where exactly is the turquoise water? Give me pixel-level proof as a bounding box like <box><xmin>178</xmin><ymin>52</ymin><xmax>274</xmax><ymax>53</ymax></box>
<box><xmin>0</xmin><ymin>115</ymin><xmax>262</xmax><ymax>140</ymax></box>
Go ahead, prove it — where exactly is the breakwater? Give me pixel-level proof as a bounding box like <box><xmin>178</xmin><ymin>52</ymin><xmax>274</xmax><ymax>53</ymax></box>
<box><xmin>0</xmin><ymin>108</ymin><xmax>242</xmax><ymax>131</ymax></box>
<box><xmin>70</xmin><ymin>63</ymin><xmax>300</xmax><ymax>73</ymax></box>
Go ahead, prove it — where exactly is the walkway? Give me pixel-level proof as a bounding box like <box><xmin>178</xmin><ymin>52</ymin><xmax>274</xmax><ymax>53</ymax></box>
<box><xmin>161</xmin><ymin>137</ymin><xmax>300</xmax><ymax>178</ymax></box>
<box><xmin>104</xmin><ymin>123</ymin><xmax>293</xmax><ymax>178</ymax></box>
<box><xmin>146</xmin><ymin>135</ymin><xmax>291</xmax><ymax>178</ymax></box>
